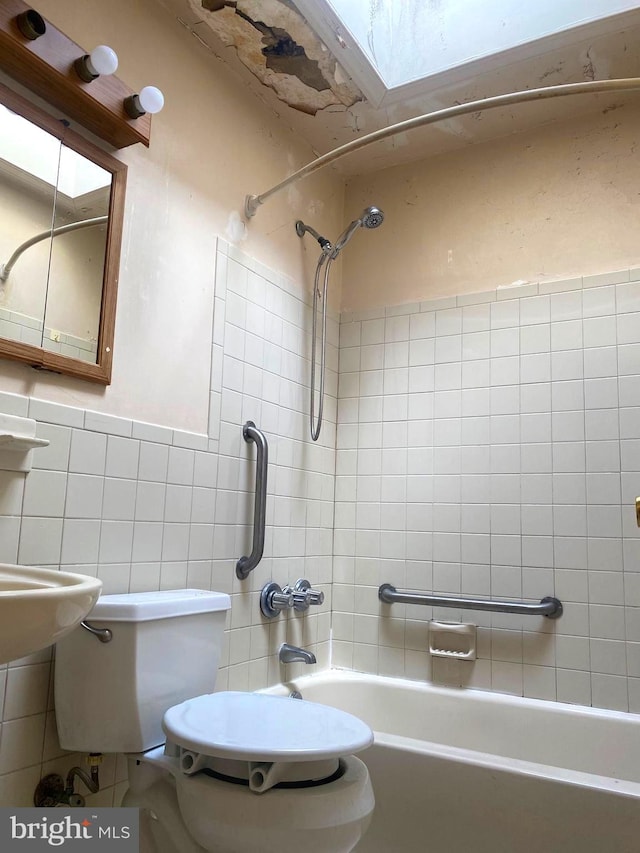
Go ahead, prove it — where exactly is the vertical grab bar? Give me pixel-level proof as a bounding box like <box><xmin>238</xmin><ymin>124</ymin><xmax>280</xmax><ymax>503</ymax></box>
<box><xmin>236</xmin><ymin>421</ymin><xmax>269</xmax><ymax>580</ymax></box>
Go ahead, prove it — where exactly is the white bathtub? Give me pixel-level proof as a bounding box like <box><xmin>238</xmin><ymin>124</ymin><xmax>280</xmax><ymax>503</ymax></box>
<box><xmin>264</xmin><ymin>670</ymin><xmax>640</xmax><ymax>853</ymax></box>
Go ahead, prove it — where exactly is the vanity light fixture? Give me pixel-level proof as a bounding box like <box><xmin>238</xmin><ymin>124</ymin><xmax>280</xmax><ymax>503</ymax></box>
<box><xmin>0</xmin><ymin>0</ymin><xmax>152</xmax><ymax>147</ymax></box>
<box><xmin>74</xmin><ymin>45</ymin><xmax>118</xmax><ymax>83</ymax></box>
<box><xmin>123</xmin><ymin>85</ymin><xmax>164</xmax><ymax>118</ymax></box>
<box><xmin>15</xmin><ymin>8</ymin><xmax>45</xmax><ymax>40</ymax></box>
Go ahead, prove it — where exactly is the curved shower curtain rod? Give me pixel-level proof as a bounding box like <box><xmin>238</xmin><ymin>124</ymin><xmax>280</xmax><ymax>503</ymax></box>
<box><xmin>0</xmin><ymin>216</ymin><xmax>108</xmax><ymax>282</ymax></box>
<box><xmin>244</xmin><ymin>78</ymin><xmax>640</xmax><ymax>219</ymax></box>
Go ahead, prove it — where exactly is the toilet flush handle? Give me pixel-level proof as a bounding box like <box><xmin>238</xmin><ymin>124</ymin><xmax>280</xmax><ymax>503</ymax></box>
<box><xmin>80</xmin><ymin>621</ymin><xmax>112</xmax><ymax>643</ymax></box>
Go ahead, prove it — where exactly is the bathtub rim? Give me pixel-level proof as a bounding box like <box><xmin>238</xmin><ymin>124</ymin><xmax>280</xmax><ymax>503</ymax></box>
<box><xmin>264</xmin><ymin>667</ymin><xmax>640</xmax><ymax>728</ymax></box>
<box><xmin>260</xmin><ymin>668</ymin><xmax>640</xmax><ymax>800</ymax></box>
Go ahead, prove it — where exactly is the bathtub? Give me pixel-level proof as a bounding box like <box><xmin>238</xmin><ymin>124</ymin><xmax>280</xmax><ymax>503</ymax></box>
<box><xmin>263</xmin><ymin>670</ymin><xmax>640</xmax><ymax>853</ymax></box>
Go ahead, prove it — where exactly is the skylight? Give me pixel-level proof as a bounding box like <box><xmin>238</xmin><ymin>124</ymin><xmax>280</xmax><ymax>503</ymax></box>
<box><xmin>0</xmin><ymin>105</ymin><xmax>111</xmax><ymax>200</ymax></box>
<box><xmin>295</xmin><ymin>0</ymin><xmax>640</xmax><ymax>106</ymax></box>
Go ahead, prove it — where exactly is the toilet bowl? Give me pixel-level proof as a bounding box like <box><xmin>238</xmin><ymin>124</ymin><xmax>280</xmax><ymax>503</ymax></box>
<box><xmin>55</xmin><ymin>590</ymin><xmax>374</xmax><ymax>853</ymax></box>
<box><xmin>124</xmin><ymin>743</ymin><xmax>372</xmax><ymax>853</ymax></box>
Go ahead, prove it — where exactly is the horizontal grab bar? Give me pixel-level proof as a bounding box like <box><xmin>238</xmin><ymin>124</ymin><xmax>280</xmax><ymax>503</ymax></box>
<box><xmin>378</xmin><ymin>584</ymin><xmax>563</xmax><ymax>619</ymax></box>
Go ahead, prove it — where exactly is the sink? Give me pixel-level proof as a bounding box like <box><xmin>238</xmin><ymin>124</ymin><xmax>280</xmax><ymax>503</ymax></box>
<box><xmin>0</xmin><ymin>564</ymin><xmax>102</xmax><ymax>664</ymax></box>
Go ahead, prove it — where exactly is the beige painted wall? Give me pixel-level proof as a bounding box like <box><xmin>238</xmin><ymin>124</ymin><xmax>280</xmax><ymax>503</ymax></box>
<box><xmin>0</xmin><ymin>0</ymin><xmax>343</xmax><ymax>431</ymax></box>
<box><xmin>342</xmin><ymin>103</ymin><xmax>640</xmax><ymax>312</ymax></box>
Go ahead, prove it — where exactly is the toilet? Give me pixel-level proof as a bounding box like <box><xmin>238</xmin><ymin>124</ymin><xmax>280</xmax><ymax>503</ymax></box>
<box><xmin>54</xmin><ymin>589</ymin><xmax>374</xmax><ymax>853</ymax></box>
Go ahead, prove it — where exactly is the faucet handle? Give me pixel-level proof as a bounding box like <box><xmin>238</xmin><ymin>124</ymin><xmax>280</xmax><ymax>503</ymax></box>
<box><xmin>294</xmin><ymin>579</ymin><xmax>325</xmax><ymax>609</ymax></box>
<box><xmin>260</xmin><ymin>582</ymin><xmax>294</xmax><ymax>619</ymax></box>
<box><xmin>285</xmin><ymin>583</ymin><xmax>311</xmax><ymax>612</ymax></box>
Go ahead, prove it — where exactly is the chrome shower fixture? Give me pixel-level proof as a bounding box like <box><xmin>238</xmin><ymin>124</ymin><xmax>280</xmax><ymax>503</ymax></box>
<box><xmin>295</xmin><ymin>220</ymin><xmax>332</xmax><ymax>253</ymax></box>
<box><xmin>333</xmin><ymin>206</ymin><xmax>385</xmax><ymax>253</ymax></box>
<box><xmin>296</xmin><ymin>207</ymin><xmax>385</xmax><ymax>259</ymax></box>
<box><xmin>297</xmin><ymin>206</ymin><xmax>384</xmax><ymax>441</ymax></box>
<box><xmin>361</xmin><ymin>206</ymin><xmax>385</xmax><ymax>229</ymax></box>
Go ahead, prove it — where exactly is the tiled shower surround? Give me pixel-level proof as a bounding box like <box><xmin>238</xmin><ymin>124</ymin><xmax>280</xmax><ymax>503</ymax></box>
<box><xmin>0</xmin><ymin>242</ymin><xmax>639</xmax><ymax>807</ymax></box>
<box><xmin>334</xmin><ymin>269</ymin><xmax>640</xmax><ymax>712</ymax></box>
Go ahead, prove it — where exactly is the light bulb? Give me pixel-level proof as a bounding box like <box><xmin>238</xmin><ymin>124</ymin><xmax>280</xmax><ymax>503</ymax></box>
<box><xmin>75</xmin><ymin>44</ymin><xmax>119</xmax><ymax>82</ymax></box>
<box><xmin>138</xmin><ymin>86</ymin><xmax>164</xmax><ymax>114</ymax></box>
<box><xmin>88</xmin><ymin>45</ymin><xmax>118</xmax><ymax>76</ymax></box>
<box><xmin>124</xmin><ymin>86</ymin><xmax>165</xmax><ymax>119</ymax></box>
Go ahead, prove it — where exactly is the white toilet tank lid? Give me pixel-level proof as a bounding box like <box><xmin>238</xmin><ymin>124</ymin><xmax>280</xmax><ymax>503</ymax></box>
<box><xmin>162</xmin><ymin>691</ymin><xmax>373</xmax><ymax>762</ymax></box>
<box><xmin>87</xmin><ymin>589</ymin><xmax>231</xmax><ymax>621</ymax></box>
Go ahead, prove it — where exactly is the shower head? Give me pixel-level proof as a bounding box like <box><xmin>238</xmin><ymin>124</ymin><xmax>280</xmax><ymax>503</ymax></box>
<box><xmin>333</xmin><ymin>205</ymin><xmax>385</xmax><ymax>253</ymax></box>
<box><xmin>361</xmin><ymin>206</ymin><xmax>384</xmax><ymax>229</ymax></box>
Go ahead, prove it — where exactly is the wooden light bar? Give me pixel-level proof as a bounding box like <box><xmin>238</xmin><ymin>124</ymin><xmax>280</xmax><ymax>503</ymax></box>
<box><xmin>0</xmin><ymin>0</ymin><xmax>151</xmax><ymax>148</ymax></box>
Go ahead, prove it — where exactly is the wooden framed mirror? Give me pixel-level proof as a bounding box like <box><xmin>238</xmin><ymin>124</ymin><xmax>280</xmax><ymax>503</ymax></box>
<box><xmin>0</xmin><ymin>79</ymin><xmax>126</xmax><ymax>384</ymax></box>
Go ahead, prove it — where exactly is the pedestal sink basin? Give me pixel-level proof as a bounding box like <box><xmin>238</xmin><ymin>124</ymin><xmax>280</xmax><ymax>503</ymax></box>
<box><xmin>0</xmin><ymin>564</ymin><xmax>102</xmax><ymax>664</ymax></box>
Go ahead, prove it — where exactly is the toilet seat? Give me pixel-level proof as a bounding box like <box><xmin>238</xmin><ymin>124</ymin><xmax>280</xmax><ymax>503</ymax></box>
<box><xmin>162</xmin><ymin>691</ymin><xmax>373</xmax><ymax>762</ymax></box>
<box><xmin>161</xmin><ymin>691</ymin><xmax>373</xmax><ymax>792</ymax></box>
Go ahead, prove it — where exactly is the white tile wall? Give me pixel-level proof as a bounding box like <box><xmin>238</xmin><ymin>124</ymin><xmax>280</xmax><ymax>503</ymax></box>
<box><xmin>336</xmin><ymin>271</ymin><xmax>640</xmax><ymax>711</ymax></box>
<box><xmin>210</xmin><ymin>241</ymin><xmax>335</xmax><ymax>692</ymax></box>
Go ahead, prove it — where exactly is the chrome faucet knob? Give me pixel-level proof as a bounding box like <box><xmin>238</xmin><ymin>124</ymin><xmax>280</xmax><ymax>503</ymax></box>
<box><xmin>307</xmin><ymin>588</ymin><xmax>325</xmax><ymax>606</ymax></box>
<box><xmin>271</xmin><ymin>589</ymin><xmax>295</xmax><ymax>609</ymax></box>
<box><xmin>285</xmin><ymin>584</ymin><xmax>312</xmax><ymax>612</ymax></box>
<box><xmin>293</xmin><ymin>579</ymin><xmax>325</xmax><ymax>609</ymax></box>
<box><xmin>260</xmin><ymin>582</ymin><xmax>294</xmax><ymax>619</ymax></box>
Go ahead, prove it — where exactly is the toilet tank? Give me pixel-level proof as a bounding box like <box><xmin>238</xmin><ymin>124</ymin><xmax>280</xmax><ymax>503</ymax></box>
<box><xmin>55</xmin><ymin>589</ymin><xmax>230</xmax><ymax>754</ymax></box>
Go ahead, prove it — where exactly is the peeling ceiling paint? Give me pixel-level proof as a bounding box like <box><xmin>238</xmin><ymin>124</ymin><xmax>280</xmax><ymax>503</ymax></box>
<box><xmin>157</xmin><ymin>0</ymin><xmax>640</xmax><ymax>176</ymax></box>
<box><xmin>187</xmin><ymin>0</ymin><xmax>362</xmax><ymax>115</ymax></box>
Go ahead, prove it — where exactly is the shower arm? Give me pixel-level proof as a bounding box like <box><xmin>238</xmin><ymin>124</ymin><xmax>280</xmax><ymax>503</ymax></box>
<box><xmin>0</xmin><ymin>216</ymin><xmax>108</xmax><ymax>282</ymax></box>
<box><xmin>296</xmin><ymin>220</ymin><xmax>333</xmax><ymax>253</ymax></box>
<box><xmin>245</xmin><ymin>78</ymin><xmax>640</xmax><ymax>218</ymax></box>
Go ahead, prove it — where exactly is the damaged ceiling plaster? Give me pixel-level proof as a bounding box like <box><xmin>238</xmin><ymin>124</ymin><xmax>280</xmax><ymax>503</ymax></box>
<box><xmin>191</xmin><ymin>0</ymin><xmax>362</xmax><ymax>115</ymax></box>
<box><xmin>158</xmin><ymin>0</ymin><xmax>640</xmax><ymax>175</ymax></box>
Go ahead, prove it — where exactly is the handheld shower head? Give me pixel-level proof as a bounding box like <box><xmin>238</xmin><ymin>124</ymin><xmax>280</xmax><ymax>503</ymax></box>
<box><xmin>361</xmin><ymin>206</ymin><xmax>384</xmax><ymax>229</ymax></box>
<box><xmin>302</xmin><ymin>203</ymin><xmax>385</xmax><ymax>443</ymax></box>
<box><xmin>333</xmin><ymin>205</ymin><xmax>385</xmax><ymax>252</ymax></box>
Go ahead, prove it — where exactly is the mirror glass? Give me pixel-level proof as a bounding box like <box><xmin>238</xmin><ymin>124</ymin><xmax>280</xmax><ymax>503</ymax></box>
<box><xmin>0</xmin><ymin>81</ymin><xmax>125</xmax><ymax>384</ymax></box>
<box><xmin>0</xmin><ymin>102</ymin><xmax>113</xmax><ymax>365</ymax></box>
<box><xmin>44</xmin><ymin>145</ymin><xmax>111</xmax><ymax>363</ymax></box>
<box><xmin>0</xmin><ymin>102</ymin><xmax>55</xmax><ymax>347</ymax></box>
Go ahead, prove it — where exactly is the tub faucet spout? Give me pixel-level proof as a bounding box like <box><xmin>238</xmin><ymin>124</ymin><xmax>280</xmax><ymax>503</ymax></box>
<box><xmin>278</xmin><ymin>643</ymin><xmax>316</xmax><ymax>665</ymax></box>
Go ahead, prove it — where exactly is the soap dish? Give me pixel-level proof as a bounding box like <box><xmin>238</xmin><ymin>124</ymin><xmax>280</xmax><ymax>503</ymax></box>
<box><xmin>0</xmin><ymin>414</ymin><xmax>50</xmax><ymax>472</ymax></box>
<box><xmin>0</xmin><ymin>434</ymin><xmax>49</xmax><ymax>451</ymax></box>
<box><xmin>429</xmin><ymin>621</ymin><xmax>476</xmax><ymax>661</ymax></box>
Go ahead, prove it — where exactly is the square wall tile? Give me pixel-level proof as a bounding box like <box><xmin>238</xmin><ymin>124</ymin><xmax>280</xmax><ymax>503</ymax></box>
<box><xmin>69</xmin><ymin>430</ymin><xmax>107</xmax><ymax>475</ymax></box>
